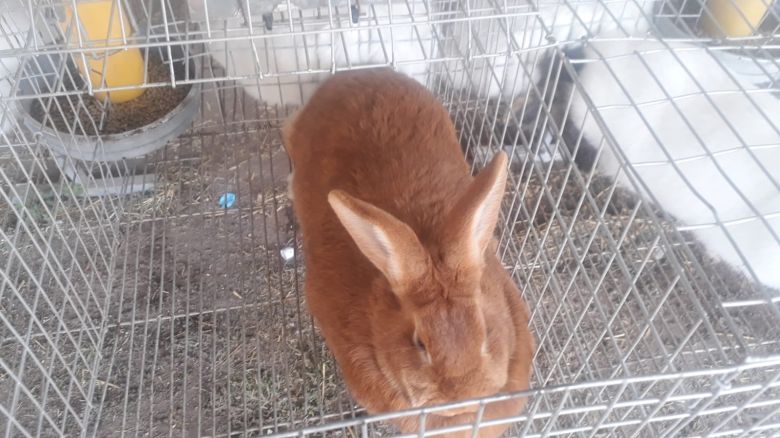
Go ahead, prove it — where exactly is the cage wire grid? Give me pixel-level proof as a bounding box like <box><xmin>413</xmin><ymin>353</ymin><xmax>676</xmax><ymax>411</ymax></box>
<box><xmin>1</xmin><ymin>0</ymin><xmax>780</xmax><ymax>436</ymax></box>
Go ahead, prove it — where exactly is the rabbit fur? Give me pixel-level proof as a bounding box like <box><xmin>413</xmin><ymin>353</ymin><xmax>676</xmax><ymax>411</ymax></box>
<box><xmin>198</xmin><ymin>1</ymin><xmax>434</xmax><ymax>107</ymax></box>
<box><xmin>283</xmin><ymin>69</ymin><xmax>534</xmax><ymax>436</ymax></box>
<box><xmin>565</xmin><ymin>38</ymin><xmax>780</xmax><ymax>292</ymax></box>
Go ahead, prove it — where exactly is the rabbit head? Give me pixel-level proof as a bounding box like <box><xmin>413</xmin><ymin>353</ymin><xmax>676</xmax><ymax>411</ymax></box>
<box><xmin>327</xmin><ymin>153</ymin><xmax>517</xmax><ymax>414</ymax></box>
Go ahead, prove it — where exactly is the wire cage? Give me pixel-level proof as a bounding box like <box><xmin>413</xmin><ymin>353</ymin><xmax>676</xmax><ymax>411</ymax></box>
<box><xmin>1</xmin><ymin>0</ymin><xmax>779</xmax><ymax>436</ymax></box>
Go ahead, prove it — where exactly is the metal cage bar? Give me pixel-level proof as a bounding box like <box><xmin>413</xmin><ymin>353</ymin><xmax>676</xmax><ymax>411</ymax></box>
<box><xmin>1</xmin><ymin>0</ymin><xmax>779</xmax><ymax>436</ymax></box>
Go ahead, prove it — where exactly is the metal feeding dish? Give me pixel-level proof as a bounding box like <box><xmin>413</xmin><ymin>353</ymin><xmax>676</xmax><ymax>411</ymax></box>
<box><xmin>17</xmin><ymin>44</ymin><xmax>200</xmax><ymax>196</ymax></box>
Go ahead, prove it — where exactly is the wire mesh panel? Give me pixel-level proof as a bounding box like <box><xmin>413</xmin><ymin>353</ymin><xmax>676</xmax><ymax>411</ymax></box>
<box><xmin>1</xmin><ymin>0</ymin><xmax>779</xmax><ymax>436</ymax></box>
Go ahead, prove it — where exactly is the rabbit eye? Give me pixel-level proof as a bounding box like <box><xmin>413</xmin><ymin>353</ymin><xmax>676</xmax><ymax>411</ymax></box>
<box><xmin>412</xmin><ymin>332</ymin><xmax>426</xmax><ymax>352</ymax></box>
<box><xmin>413</xmin><ymin>333</ymin><xmax>432</xmax><ymax>364</ymax></box>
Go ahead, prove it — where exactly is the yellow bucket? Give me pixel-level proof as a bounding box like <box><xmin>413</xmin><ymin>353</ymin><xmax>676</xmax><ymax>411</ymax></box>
<box><xmin>62</xmin><ymin>0</ymin><xmax>145</xmax><ymax>103</ymax></box>
<box><xmin>701</xmin><ymin>0</ymin><xmax>770</xmax><ymax>38</ymax></box>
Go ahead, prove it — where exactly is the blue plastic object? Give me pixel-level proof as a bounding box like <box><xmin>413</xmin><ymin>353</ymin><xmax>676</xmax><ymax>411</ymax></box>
<box><xmin>219</xmin><ymin>192</ymin><xmax>236</xmax><ymax>209</ymax></box>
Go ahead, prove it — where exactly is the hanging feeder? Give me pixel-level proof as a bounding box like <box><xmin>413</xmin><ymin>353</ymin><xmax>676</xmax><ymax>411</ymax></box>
<box><xmin>61</xmin><ymin>0</ymin><xmax>147</xmax><ymax>103</ymax></box>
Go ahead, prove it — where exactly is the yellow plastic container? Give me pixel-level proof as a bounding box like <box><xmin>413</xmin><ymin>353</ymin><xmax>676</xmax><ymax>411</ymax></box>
<box><xmin>62</xmin><ymin>0</ymin><xmax>145</xmax><ymax>103</ymax></box>
<box><xmin>701</xmin><ymin>0</ymin><xmax>770</xmax><ymax>37</ymax></box>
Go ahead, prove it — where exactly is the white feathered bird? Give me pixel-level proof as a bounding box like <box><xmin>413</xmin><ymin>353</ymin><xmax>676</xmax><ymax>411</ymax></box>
<box><xmin>565</xmin><ymin>38</ymin><xmax>780</xmax><ymax>292</ymax></box>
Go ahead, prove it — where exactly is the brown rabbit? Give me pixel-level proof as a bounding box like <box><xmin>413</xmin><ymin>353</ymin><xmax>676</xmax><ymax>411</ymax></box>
<box><xmin>283</xmin><ymin>69</ymin><xmax>534</xmax><ymax>437</ymax></box>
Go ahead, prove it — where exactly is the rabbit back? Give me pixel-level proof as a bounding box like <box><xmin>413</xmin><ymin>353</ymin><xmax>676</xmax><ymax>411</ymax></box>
<box><xmin>284</xmin><ymin>68</ymin><xmax>471</xmax><ymax>240</ymax></box>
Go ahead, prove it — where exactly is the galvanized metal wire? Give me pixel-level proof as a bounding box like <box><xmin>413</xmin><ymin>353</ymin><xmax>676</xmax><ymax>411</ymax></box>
<box><xmin>1</xmin><ymin>0</ymin><xmax>779</xmax><ymax>436</ymax></box>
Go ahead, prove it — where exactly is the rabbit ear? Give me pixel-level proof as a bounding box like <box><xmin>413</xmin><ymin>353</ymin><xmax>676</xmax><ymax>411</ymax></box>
<box><xmin>328</xmin><ymin>190</ymin><xmax>428</xmax><ymax>287</ymax></box>
<box><xmin>443</xmin><ymin>151</ymin><xmax>508</xmax><ymax>269</ymax></box>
